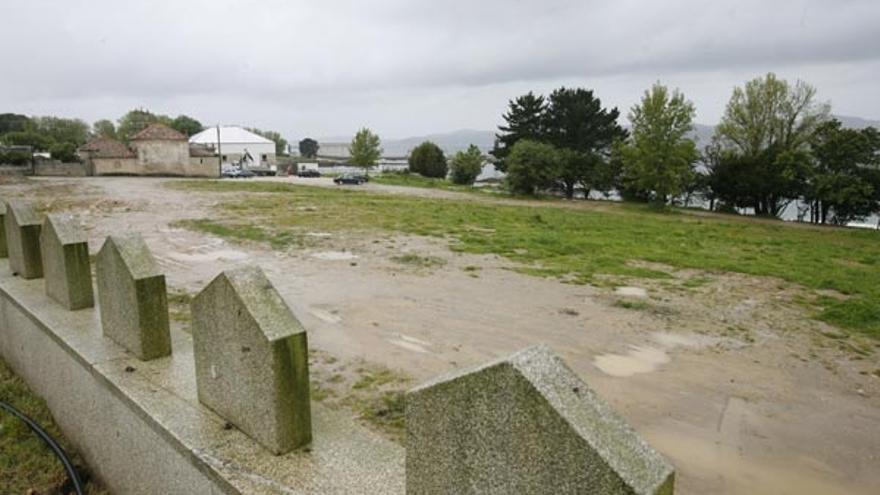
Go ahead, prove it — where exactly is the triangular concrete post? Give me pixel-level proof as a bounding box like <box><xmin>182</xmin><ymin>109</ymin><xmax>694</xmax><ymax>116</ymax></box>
<box><xmin>40</xmin><ymin>213</ymin><xmax>94</xmax><ymax>310</ymax></box>
<box><xmin>4</xmin><ymin>200</ymin><xmax>44</xmax><ymax>279</ymax></box>
<box><xmin>95</xmin><ymin>234</ymin><xmax>171</xmax><ymax>360</ymax></box>
<box><xmin>406</xmin><ymin>345</ymin><xmax>675</xmax><ymax>494</ymax></box>
<box><xmin>191</xmin><ymin>265</ymin><xmax>312</xmax><ymax>454</ymax></box>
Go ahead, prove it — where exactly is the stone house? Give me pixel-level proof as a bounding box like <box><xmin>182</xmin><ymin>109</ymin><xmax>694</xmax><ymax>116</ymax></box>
<box><xmin>78</xmin><ymin>123</ymin><xmax>218</xmax><ymax>177</ymax></box>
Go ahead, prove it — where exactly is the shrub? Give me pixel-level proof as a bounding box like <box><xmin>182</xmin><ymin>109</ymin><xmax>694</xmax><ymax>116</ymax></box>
<box><xmin>505</xmin><ymin>140</ymin><xmax>562</xmax><ymax>195</ymax></box>
<box><xmin>449</xmin><ymin>144</ymin><xmax>483</xmax><ymax>185</ymax></box>
<box><xmin>408</xmin><ymin>141</ymin><xmax>447</xmax><ymax>178</ymax></box>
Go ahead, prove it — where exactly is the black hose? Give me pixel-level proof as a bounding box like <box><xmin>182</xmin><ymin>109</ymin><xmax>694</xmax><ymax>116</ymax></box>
<box><xmin>0</xmin><ymin>400</ymin><xmax>85</xmax><ymax>495</ymax></box>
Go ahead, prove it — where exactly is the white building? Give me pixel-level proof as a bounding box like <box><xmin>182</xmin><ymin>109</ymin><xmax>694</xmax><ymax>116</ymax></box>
<box><xmin>190</xmin><ymin>126</ymin><xmax>276</xmax><ymax>168</ymax></box>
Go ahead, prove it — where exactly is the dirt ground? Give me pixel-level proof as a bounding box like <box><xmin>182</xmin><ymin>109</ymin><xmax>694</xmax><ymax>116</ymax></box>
<box><xmin>6</xmin><ymin>176</ymin><xmax>880</xmax><ymax>495</ymax></box>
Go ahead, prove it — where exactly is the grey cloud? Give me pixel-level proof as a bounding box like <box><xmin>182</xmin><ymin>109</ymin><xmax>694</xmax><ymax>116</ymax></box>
<box><xmin>1</xmin><ymin>0</ymin><xmax>878</xmax><ymax>138</ymax></box>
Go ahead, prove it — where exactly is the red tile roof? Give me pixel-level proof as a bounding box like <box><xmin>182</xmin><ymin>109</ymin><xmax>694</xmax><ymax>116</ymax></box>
<box><xmin>130</xmin><ymin>123</ymin><xmax>187</xmax><ymax>141</ymax></box>
<box><xmin>77</xmin><ymin>137</ymin><xmax>135</xmax><ymax>158</ymax></box>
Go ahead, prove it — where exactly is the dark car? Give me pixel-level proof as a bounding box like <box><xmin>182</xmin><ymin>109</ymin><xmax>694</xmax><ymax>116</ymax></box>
<box><xmin>334</xmin><ymin>173</ymin><xmax>366</xmax><ymax>185</ymax></box>
<box><xmin>297</xmin><ymin>169</ymin><xmax>321</xmax><ymax>178</ymax></box>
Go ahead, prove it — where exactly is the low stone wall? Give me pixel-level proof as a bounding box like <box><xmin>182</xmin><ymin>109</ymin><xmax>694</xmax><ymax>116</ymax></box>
<box><xmin>35</xmin><ymin>160</ymin><xmax>90</xmax><ymax>177</ymax></box>
<box><xmin>93</xmin><ymin>157</ymin><xmax>218</xmax><ymax>177</ymax></box>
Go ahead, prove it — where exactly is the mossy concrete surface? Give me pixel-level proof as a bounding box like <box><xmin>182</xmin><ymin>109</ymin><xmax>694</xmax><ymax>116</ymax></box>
<box><xmin>406</xmin><ymin>345</ymin><xmax>675</xmax><ymax>495</ymax></box>
<box><xmin>40</xmin><ymin>213</ymin><xmax>94</xmax><ymax>310</ymax></box>
<box><xmin>95</xmin><ymin>233</ymin><xmax>171</xmax><ymax>360</ymax></box>
<box><xmin>4</xmin><ymin>199</ymin><xmax>43</xmax><ymax>279</ymax></box>
<box><xmin>192</xmin><ymin>265</ymin><xmax>312</xmax><ymax>454</ymax></box>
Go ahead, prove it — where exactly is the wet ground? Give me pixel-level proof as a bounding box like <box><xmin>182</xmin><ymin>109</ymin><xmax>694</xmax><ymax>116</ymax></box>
<box><xmin>7</xmin><ymin>176</ymin><xmax>880</xmax><ymax>495</ymax></box>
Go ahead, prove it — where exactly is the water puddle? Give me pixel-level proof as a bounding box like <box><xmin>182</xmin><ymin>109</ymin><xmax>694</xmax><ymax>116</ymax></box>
<box><xmin>593</xmin><ymin>345</ymin><xmax>670</xmax><ymax>377</ymax></box>
<box><xmin>593</xmin><ymin>331</ymin><xmax>713</xmax><ymax>377</ymax></box>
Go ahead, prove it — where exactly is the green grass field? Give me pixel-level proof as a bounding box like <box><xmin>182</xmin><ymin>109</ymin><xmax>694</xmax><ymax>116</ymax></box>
<box><xmin>168</xmin><ymin>180</ymin><xmax>880</xmax><ymax>338</ymax></box>
<box><xmin>371</xmin><ymin>172</ymin><xmax>488</xmax><ymax>192</ymax></box>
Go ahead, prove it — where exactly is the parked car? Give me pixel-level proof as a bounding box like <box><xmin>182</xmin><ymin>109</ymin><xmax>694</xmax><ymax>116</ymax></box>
<box><xmin>297</xmin><ymin>169</ymin><xmax>321</xmax><ymax>178</ymax></box>
<box><xmin>334</xmin><ymin>173</ymin><xmax>366</xmax><ymax>185</ymax></box>
<box><xmin>222</xmin><ymin>167</ymin><xmax>255</xmax><ymax>179</ymax></box>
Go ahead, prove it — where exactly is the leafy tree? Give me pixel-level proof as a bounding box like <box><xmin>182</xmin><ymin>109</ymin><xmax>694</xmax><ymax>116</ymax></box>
<box><xmin>492</xmin><ymin>92</ymin><xmax>546</xmax><ymax>172</ymax></box>
<box><xmin>505</xmin><ymin>140</ymin><xmax>562</xmax><ymax>195</ymax></box>
<box><xmin>32</xmin><ymin>116</ymin><xmax>90</xmax><ymax>147</ymax></box>
<box><xmin>49</xmin><ymin>142</ymin><xmax>79</xmax><ymax>162</ymax></box>
<box><xmin>349</xmin><ymin>128</ymin><xmax>382</xmax><ymax>169</ymax></box>
<box><xmin>247</xmin><ymin>128</ymin><xmax>289</xmax><ymax>156</ymax></box>
<box><xmin>93</xmin><ymin>119</ymin><xmax>117</xmax><ymax>139</ymax></box>
<box><xmin>807</xmin><ymin>120</ymin><xmax>880</xmax><ymax>224</ymax></box>
<box><xmin>170</xmin><ymin>115</ymin><xmax>204</xmax><ymax>137</ymax></box>
<box><xmin>299</xmin><ymin>138</ymin><xmax>319</xmax><ymax>158</ymax></box>
<box><xmin>712</xmin><ymin>73</ymin><xmax>829</xmax><ymax>216</ymax></box>
<box><xmin>450</xmin><ymin>145</ymin><xmax>484</xmax><ymax>185</ymax></box>
<box><xmin>1</xmin><ymin>131</ymin><xmax>51</xmax><ymax>151</ymax></box>
<box><xmin>117</xmin><ymin>109</ymin><xmax>170</xmax><ymax>141</ymax></box>
<box><xmin>543</xmin><ymin>87</ymin><xmax>628</xmax><ymax>199</ymax></box>
<box><xmin>0</xmin><ymin>113</ymin><xmax>31</xmax><ymax>136</ymax></box>
<box><xmin>618</xmin><ymin>84</ymin><xmax>699</xmax><ymax>205</ymax></box>
<box><xmin>408</xmin><ymin>141</ymin><xmax>447</xmax><ymax>178</ymax></box>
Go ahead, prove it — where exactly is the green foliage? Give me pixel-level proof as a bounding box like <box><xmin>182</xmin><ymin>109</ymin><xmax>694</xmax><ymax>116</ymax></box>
<box><xmin>169</xmin><ymin>180</ymin><xmax>880</xmax><ymax>337</ymax></box>
<box><xmin>349</xmin><ymin>127</ymin><xmax>382</xmax><ymax>169</ymax></box>
<box><xmin>493</xmin><ymin>87</ymin><xmax>626</xmax><ymax>198</ymax></box>
<box><xmin>492</xmin><ymin>92</ymin><xmax>546</xmax><ymax>172</ymax></box>
<box><xmin>449</xmin><ymin>144</ymin><xmax>484</xmax><ymax>185</ymax></box>
<box><xmin>408</xmin><ymin>141</ymin><xmax>447</xmax><ymax>178</ymax></box>
<box><xmin>92</xmin><ymin>119</ymin><xmax>117</xmax><ymax>139</ymax></box>
<box><xmin>247</xmin><ymin>127</ymin><xmax>288</xmax><ymax>156</ymax></box>
<box><xmin>299</xmin><ymin>137</ymin><xmax>319</xmax><ymax>158</ymax></box>
<box><xmin>31</xmin><ymin>116</ymin><xmax>90</xmax><ymax>147</ymax></box>
<box><xmin>619</xmin><ymin>83</ymin><xmax>699</xmax><ymax>204</ymax></box>
<box><xmin>807</xmin><ymin>120</ymin><xmax>880</xmax><ymax>224</ymax></box>
<box><xmin>48</xmin><ymin>142</ymin><xmax>79</xmax><ymax>162</ymax></box>
<box><xmin>505</xmin><ymin>139</ymin><xmax>562</xmax><ymax>195</ymax></box>
<box><xmin>0</xmin><ymin>113</ymin><xmax>31</xmax><ymax>135</ymax></box>
<box><xmin>1</xmin><ymin>131</ymin><xmax>50</xmax><ymax>150</ymax></box>
<box><xmin>117</xmin><ymin>109</ymin><xmax>172</xmax><ymax>141</ymax></box>
<box><xmin>170</xmin><ymin>114</ymin><xmax>204</xmax><ymax>137</ymax></box>
<box><xmin>0</xmin><ymin>149</ymin><xmax>31</xmax><ymax>165</ymax></box>
<box><xmin>711</xmin><ymin>73</ymin><xmax>830</xmax><ymax>216</ymax></box>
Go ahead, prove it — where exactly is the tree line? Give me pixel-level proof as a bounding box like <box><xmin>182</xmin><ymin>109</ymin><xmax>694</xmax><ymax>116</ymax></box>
<box><xmin>0</xmin><ymin>109</ymin><xmax>292</xmax><ymax>162</ymax></box>
<box><xmin>491</xmin><ymin>73</ymin><xmax>880</xmax><ymax>226</ymax></box>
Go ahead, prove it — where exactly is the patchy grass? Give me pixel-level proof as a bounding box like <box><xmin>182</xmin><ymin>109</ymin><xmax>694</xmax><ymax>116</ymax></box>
<box><xmin>0</xmin><ymin>357</ymin><xmax>106</xmax><ymax>494</ymax></box>
<box><xmin>167</xmin><ymin>180</ymin><xmax>880</xmax><ymax>338</ymax></box>
<box><xmin>307</xmin><ymin>349</ymin><xmax>410</xmax><ymax>443</ymax></box>
<box><xmin>390</xmin><ymin>253</ymin><xmax>446</xmax><ymax>270</ymax></box>
<box><xmin>372</xmin><ymin>173</ymin><xmax>480</xmax><ymax>193</ymax></box>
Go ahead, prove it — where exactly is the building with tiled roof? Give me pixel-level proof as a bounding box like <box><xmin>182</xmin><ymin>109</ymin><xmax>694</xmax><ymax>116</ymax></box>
<box><xmin>77</xmin><ymin>125</ymin><xmax>217</xmax><ymax>177</ymax></box>
<box><xmin>78</xmin><ymin>137</ymin><xmax>136</xmax><ymax>159</ymax></box>
<box><xmin>130</xmin><ymin>123</ymin><xmax>188</xmax><ymax>141</ymax></box>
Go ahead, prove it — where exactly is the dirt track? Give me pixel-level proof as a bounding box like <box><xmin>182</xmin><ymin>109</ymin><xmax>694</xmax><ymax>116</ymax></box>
<box><xmin>9</xmin><ymin>176</ymin><xmax>880</xmax><ymax>495</ymax></box>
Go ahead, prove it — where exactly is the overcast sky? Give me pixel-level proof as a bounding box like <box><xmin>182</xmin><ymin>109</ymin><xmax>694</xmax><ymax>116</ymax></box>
<box><xmin>2</xmin><ymin>0</ymin><xmax>878</xmax><ymax>140</ymax></box>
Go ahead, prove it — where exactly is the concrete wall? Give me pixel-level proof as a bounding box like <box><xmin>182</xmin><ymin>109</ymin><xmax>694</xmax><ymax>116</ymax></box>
<box><xmin>133</xmin><ymin>139</ymin><xmax>190</xmax><ymax>171</ymax></box>
<box><xmin>93</xmin><ymin>156</ymin><xmax>218</xmax><ymax>177</ymax></box>
<box><xmin>35</xmin><ymin>160</ymin><xmax>90</xmax><ymax>177</ymax></box>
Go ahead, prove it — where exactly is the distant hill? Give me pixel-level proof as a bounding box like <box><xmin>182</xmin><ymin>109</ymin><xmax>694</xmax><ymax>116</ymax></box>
<box><xmin>316</xmin><ymin>115</ymin><xmax>878</xmax><ymax>158</ymax></box>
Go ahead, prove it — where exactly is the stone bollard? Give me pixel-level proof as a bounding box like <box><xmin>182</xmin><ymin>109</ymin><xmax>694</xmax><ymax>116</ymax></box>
<box><xmin>0</xmin><ymin>202</ymin><xmax>7</xmax><ymax>258</ymax></box>
<box><xmin>96</xmin><ymin>234</ymin><xmax>171</xmax><ymax>360</ymax></box>
<box><xmin>40</xmin><ymin>214</ymin><xmax>94</xmax><ymax>310</ymax></box>
<box><xmin>191</xmin><ymin>265</ymin><xmax>311</xmax><ymax>454</ymax></box>
<box><xmin>406</xmin><ymin>345</ymin><xmax>675</xmax><ymax>495</ymax></box>
<box><xmin>4</xmin><ymin>200</ymin><xmax>44</xmax><ymax>279</ymax></box>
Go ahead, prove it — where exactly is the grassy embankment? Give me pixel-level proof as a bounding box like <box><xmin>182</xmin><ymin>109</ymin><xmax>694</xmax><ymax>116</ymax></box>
<box><xmin>370</xmin><ymin>172</ymin><xmax>494</xmax><ymax>193</ymax></box>
<box><xmin>0</xmin><ymin>357</ymin><xmax>106</xmax><ymax>494</ymax></box>
<box><xmin>167</xmin><ymin>180</ymin><xmax>880</xmax><ymax>339</ymax></box>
